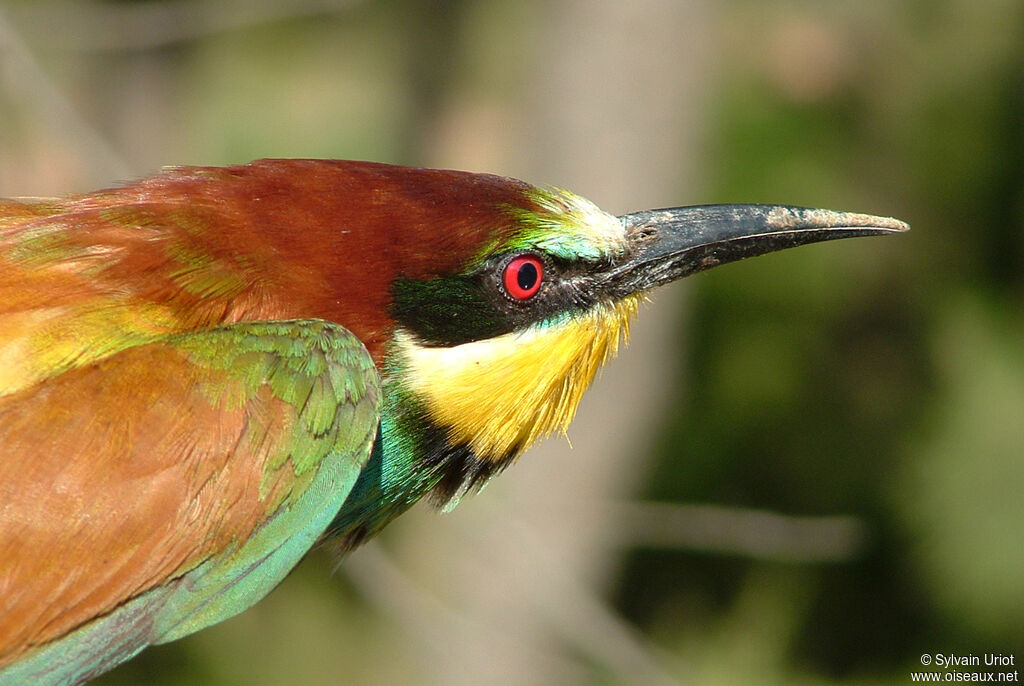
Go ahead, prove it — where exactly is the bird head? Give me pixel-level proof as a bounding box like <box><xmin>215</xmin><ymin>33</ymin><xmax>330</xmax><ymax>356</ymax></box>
<box><xmin>377</xmin><ymin>182</ymin><xmax>908</xmax><ymax>507</ymax></box>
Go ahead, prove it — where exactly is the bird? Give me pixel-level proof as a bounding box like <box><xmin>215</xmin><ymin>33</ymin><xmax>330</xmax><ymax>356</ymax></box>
<box><xmin>0</xmin><ymin>158</ymin><xmax>907</xmax><ymax>684</ymax></box>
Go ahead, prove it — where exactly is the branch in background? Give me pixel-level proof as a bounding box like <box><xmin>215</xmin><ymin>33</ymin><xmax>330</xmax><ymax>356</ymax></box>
<box><xmin>345</xmin><ymin>527</ymin><xmax>685</xmax><ymax>686</ymax></box>
<box><xmin>612</xmin><ymin>501</ymin><xmax>868</xmax><ymax>563</ymax></box>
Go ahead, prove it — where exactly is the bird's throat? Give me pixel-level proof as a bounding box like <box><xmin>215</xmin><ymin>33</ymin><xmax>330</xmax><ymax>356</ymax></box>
<box><xmin>394</xmin><ymin>295</ymin><xmax>643</xmax><ymax>464</ymax></box>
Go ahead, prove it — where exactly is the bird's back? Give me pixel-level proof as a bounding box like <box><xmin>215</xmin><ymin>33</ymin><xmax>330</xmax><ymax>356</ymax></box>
<box><xmin>0</xmin><ymin>176</ymin><xmax>383</xmax><ymax>677</ymax></box>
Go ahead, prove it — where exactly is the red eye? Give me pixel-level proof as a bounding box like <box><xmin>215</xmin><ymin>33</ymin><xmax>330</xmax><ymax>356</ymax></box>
<box><xmin>502</xmin><ymin>255</ymin><xmax>544</xmax><ymax>300</ymax></box>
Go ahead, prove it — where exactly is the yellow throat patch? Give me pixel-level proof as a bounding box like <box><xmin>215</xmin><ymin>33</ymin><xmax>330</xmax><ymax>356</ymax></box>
<box><xmin>396</xmin><ymin>295</ymin><xmax>643</xmax><ymax>462</ymax></box>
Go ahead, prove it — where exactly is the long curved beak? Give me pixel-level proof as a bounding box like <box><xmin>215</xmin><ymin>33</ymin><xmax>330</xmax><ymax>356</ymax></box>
<box><xmin>602</xmin><ymin>204</ymin><xmax>909</xmax><ymax>297</ymax></box>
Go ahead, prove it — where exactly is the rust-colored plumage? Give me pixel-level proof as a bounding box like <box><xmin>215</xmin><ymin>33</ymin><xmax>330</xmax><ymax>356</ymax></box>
<box><xmin>0</xmin><ymin>340</ymin><xmax>293</xmax><ymax>659</ymax></box>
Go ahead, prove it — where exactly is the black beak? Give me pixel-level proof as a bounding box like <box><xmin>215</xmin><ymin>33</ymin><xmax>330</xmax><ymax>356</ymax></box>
<box><xmin>603</xmin><ymin>204</ymin><xmax>909</xmax><ymax>297</ymax></box>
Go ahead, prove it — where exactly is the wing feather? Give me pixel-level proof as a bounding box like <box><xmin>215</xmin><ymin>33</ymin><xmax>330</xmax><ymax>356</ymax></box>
<box><xmin>0</xmin><ymin>319</ymin><xmax>379</xmax><ymax>684</ymax></box>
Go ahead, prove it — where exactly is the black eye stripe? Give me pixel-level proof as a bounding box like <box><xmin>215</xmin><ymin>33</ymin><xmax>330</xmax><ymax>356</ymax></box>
<box><xmin>391</xmin><ymin>253</ymin><xmax>599</xmax><ymax>348</ymax></box>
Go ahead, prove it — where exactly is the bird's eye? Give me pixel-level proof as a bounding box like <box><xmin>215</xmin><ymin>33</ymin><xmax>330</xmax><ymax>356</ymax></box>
<box><xmin>502</xmin><ymin>254</ymin><xmax>544</xmax><ymax>300</ymax></box>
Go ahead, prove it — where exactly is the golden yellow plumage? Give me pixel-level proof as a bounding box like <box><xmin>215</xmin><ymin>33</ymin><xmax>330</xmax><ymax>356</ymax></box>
<box><xmin>397</xmin><ymin>295</ymin><xmax>643</xmax><ymax>461</ymax></box>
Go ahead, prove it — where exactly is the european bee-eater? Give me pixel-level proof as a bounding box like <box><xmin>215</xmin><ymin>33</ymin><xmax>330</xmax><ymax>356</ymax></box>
<box><xmin>0</xmin><ymin>159</ymin><xmax>907</xmax><ymax>684</ymax></box>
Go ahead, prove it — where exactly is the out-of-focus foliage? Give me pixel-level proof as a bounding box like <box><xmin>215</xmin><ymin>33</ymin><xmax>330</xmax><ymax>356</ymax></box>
<box><xmin>0</xmin><ymin>0</ymin><xmax>1020</xmax><ymax>684</ymax></box>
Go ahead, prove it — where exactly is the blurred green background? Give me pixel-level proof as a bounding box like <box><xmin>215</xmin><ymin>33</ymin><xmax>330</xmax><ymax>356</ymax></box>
<box><xmin>1</xmin><ymin>0</ymin><xmax>1021</xmax><ymax>684</ymax></box>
